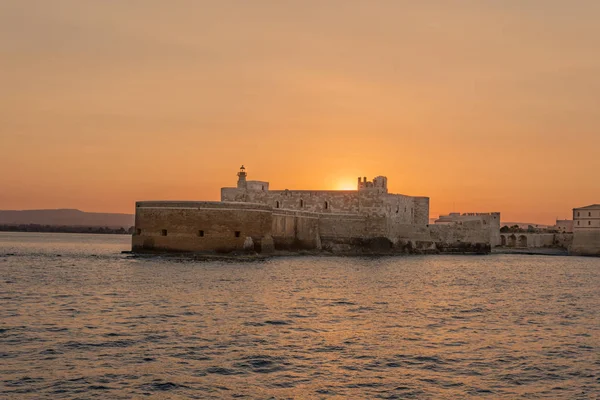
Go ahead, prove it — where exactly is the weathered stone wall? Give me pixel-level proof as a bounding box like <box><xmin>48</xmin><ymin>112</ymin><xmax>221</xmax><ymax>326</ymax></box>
<box><xmin>413</xmin><ymin>197</ymin><xmax>431</xmax><ymax>225</ymax></box>
<box><xmin>435</xmin><ymin>212</ymin><xmax>500</xmax><ymax>246</ymax></box>
<box><xmin>570</xmin><ymin>230</ymin><xmax>600</xmax><ymax>256</ymax></box>
<box><xmin>271</xmin><ymin>210</ymin><xmax>321</xmax><ymax>250</ymax></box>
<box><xmin>430</xmin><ymin>220</ymin><xmax>490</xmax><ymax>245</ymax></box>
<box><xmin>554</xmin><ymin>233</ymin><xmax>574</xmax><ymax>249</ymax></box>
<box><xmin>132</xmin><ymin>200</ymin><xmax>493</xmax><ymax>255</ymax></box>
<box><xmin>221</xmin><ymin>187</ymin><xmax>428</xmax><ymax>224</ymax></box>
<box><xmin>246</xmin><ymin>180</ymin><xmax>269</xmax><ymax>192</ymax></box>
<box><xmin>222</xmin><ymin>188</ymin><xmax>361</xmax><ymax>214</ymax></box>
<box><xmin>132</xmin><ymin>201</ymin><xmax>273</xmax><ymax>253</ymax></box>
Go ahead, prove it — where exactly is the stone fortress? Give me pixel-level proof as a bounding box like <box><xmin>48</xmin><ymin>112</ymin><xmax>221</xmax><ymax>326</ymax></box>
<box><xmin>132</xmin><ymin>166</ymin><xmax>498</xmax><ymax>255</ymax></box>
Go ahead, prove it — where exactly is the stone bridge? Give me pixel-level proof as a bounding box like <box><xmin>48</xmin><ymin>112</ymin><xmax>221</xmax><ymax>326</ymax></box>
<box><xmin>498</xmin><ymin>232</ymin><xmax>572</xmax><ymax>249</ymax></box>
<box><xmin>499</xmin><ymin>233</ymin><xmax>531</xmax><ymax>248</ymax></box>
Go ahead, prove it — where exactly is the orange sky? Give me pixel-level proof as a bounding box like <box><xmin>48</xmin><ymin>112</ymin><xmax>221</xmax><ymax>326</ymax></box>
<box><xmin>1</xmin><ymin>1</ymin><xmax>599</xmax><ymax>224</ymax></box>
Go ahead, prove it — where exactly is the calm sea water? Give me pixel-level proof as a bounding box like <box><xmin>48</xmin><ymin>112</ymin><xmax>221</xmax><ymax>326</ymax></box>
<box><xmin>1</xmin><ymin>232</ymin><xmax>599</xmax><ymax>399</ymax></box>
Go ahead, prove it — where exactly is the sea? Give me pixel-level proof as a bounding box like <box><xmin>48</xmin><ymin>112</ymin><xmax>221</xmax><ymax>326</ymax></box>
<box><xmin>1</xmin><ymin>232</ymin><xmax>598</xmax><ymax>399</ymax></box>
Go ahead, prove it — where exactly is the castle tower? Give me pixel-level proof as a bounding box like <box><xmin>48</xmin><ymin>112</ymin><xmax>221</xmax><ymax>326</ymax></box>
<box><xmin>237</xmin><ymin>165</ymin><xmax>247</xmax><ymax>189</ymax></box>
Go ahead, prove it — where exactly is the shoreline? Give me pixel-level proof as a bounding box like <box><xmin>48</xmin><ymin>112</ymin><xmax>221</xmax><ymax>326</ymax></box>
<box><xmin>122</xmin><ymin>247</ymin><xmax>573</xmax><ymax>261</ymax></box>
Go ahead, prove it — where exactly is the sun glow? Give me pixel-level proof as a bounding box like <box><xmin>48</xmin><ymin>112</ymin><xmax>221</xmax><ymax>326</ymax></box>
<box><xmin>336</xmin><ymin>180</ymin><xmax>357</xmax><ymax>191</ymax></box>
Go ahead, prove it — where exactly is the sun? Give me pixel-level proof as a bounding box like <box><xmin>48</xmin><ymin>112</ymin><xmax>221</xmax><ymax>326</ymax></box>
<box><xmin>336</xmin><ymin>180</ymin><xmax>357</xmax><ymax>191</ymax></box>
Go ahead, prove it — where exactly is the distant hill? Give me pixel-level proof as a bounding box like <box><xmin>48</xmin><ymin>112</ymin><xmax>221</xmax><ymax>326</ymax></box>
<box><xmin>0</xmin><ymin>209</ymin><xmax>134</xmax><ymax>228</ymax></box>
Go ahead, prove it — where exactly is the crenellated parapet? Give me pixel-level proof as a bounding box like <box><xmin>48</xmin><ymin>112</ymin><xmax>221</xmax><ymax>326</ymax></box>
<box><xmin>357</xmin><ymin>176</ymin><xmax>388</xmax><ymax>192</ymax></box>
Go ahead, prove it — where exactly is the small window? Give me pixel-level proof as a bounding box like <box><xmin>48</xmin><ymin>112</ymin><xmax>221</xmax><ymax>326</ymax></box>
<box><xmin>578</xmin><ymin>212</ymin><xmax>580</xmax><ymax>217</ymax></box>
<box><xmin>589</xmin><ymin>221</ymin><xmax>591</xmax><ymax>226</ymax></box>
<box><xmin>136</xmin><ymin>228</ymin><xmax>142</xmax><ymax>235</ymax></box>
<box><xmin>589</xmin><ymin>212</ymin><xmax>592</xmax><ymax>217</ymax></box>
<box><xmin>325</xmin><ymin>201</ymin><xmax>329</xmax><ymax>210</ymax></box>
<box><xmin>300</xmin><ymin>199</ymin><xmax>304</xmax><ymax>207</ymax></box>
<box><xmin>262</xmin><ymin>185</ymin><xmax>265</xmax><ymax>191</ymax></box>
<box><xmin>161</xmin><ymin>229</ymin><xmax>167</xmax><ymax>236</ymax></box>
<box><xmin>276</xmin><ymin>201</ymin><xmax>280</xmax><ymax>208</ymax></box>
<box><xmin>578</xmin><ymin>221</ymin><xmax>580</xmax><ymax>225</ymax></box>
<box><xmin>235</xmin><ymin>231</ymin><xmax>241</xmax><ymax>237</ymax></box>
<box><xmin>198</xmin><ymin>230</ymin><xmax>204</xmax><ymax>237</ymax></box>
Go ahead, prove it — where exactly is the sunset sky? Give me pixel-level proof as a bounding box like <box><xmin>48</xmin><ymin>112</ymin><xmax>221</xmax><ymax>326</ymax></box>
<box><xmin>1</xmin><ymin>1</ymin><xmax>599</xmax><ymax>224</ymax></box>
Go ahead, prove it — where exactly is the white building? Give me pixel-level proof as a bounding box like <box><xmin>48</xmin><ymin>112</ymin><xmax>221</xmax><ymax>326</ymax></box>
<box><xmin>570</xmin><ymin>204</ymin><xmax>600</xmax><ymax>256</ymax></box>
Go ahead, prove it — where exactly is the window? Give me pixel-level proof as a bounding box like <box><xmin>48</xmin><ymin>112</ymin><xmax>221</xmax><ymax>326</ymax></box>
<box><xmin>262</xmin><ymin>185</ymin><xmax>264</xmax><ymax>191</ymax></box>
<box><xmin>198</xmin><ymin>230</ymin><xmax>204</xmax><ymax>237</ymax></box>
<box><xmin>235</xmin><ymin>231</ymin><xmax>241</xmax><ymax>237</ymax></box>
<box><xmin>136</xmin><ymin>229</ymin><xmax>142</xmax><ymax>235</ymax></box>
<box><xmin>325</xmin><ymin>201</ymin><xmax>329</xmax><ymax>210</ymax></box>
<box><xmin>578</xmin><ymin>221</ymin><xmax>580</xmax><ymax>225</ymax></box>
<box><xmin>161</xmin><ymin>229</ymin><xmax>167</xmax><ymax>236</ymax></box>
<box><xmin>578</xmin><ymin>212</ymin><xmax>580</xmax><ymax>217</ymax></box>
<box><xmin>589</xmin><ymin>221</ymin><xmax>592</xmax><ymax>226</ymax></box>
<box><xmin>300</xmin><ymin>199</ymin><xmax>304</xmax><ymax>207</ymax></box>
<box><xmin>276</xmin><ymin>201</ymin><xmax>280</xmax><ymax>208</ymax></box>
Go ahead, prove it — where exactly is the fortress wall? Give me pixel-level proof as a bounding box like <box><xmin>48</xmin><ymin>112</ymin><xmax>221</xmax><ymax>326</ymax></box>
<box><xmin>268</xmin><ymin>190</ymin><xmax>360</xmax><ymax>213</ymax></box>
<box><xmin>132</xmin><ymin>202</ymin><xmax>272</xmax><ymax>253</ymax></box>
<box><xmin>221</xmin><ymin>188</ymin><xmax>248</xmax><ymax>202</ymax></box>
<box><xmin>413</xmin><ymin>197</ymin><xmax>431</xmax><ymax>225</ymax></box>
<box><xmin>318</xmin><ymin>214</ymin><xmax>368</xmax><ymax>239</ymax></box>
<box><xmin>221</xmin><ymin>186</ymin><xmax>428</xmax><ymax>224</ymax></box>
<box><xmin>223</xmin><ymin>188</ymin><xmax>361</xmax><ymax>214</ymax></box>
<box><xmin>554</xmin><ymin>233</ymin><xmax>574</xmax><ymax>249</ymax></box>
<box><xmin>429</xmin><ymin>221</ymin><xmax>490</xmax><ymax>245</ymax></box>
<box><xmin>529</xmin><ymin>234</ymin><xmax>555</xmax><ymax>247</ymax></box>
<box><xmin>387</xmin><ymin>222</ymin><xmax>432</xmax><ymax>241</ymax></box>
<box><xmin>380</xmin><ymin>193</ymin><xmax>415</xmax><ymax>223</ymax></box>
<box><xmin>570</xmin><ymin>230</ymin><xmax>600</xmax><ymax>256</ymax></box>
<box><xmin>436</xmin><ymin>212</ymin><xmax>501</xmax><ymax>246</ymax></box>
<box><xmin>271</xmin><ymin>210</ymin><xmax>320</xmax><ymax>250</ymax></box>
<box><xmin>489</xmin><ymin>221</ymin><xmax>501</xmax><ymax>247</ymax></box>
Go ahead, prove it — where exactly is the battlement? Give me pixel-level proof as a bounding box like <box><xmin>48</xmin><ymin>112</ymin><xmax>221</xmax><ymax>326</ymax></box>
<box><xmin>357</xmin><ymin>176</ymin><xmax>388</xmax><ymax>192</ymax></box>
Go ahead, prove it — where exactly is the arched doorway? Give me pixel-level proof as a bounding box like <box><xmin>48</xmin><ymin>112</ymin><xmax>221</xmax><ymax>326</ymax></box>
<box><xmin>500</xmin><ymin>235</ymin><xmax>506</xmax><ymax>246</ymax></box>
<box><xmin>508</xmin><ymin>234</ymin><xmax>517</xmax><ymax>247</ymax></box>
<box><xmin>518</xmin><ymin>235</ymin><xmax>528</xmax><ymax>248</ymax></box>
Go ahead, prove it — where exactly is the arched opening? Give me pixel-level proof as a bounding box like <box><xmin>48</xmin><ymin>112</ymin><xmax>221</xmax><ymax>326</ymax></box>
<box><xmin>275</xmin><ymin>201</ymin><xmax>280</xmax><ymax>208</ymax></box>
<box><xmin>500</xmin><ymin>235</ymin><xmax>506</xmax><ymax>246</ymax></box>
<box><xmin>508</xmin><ymin>234</ymin><xmax>517</xmax><ymax>247</ymax></box>
<box><xmin>518</xmin><ymin>235</ymin><xmax>528</xmax><ymax>248</ymax></box>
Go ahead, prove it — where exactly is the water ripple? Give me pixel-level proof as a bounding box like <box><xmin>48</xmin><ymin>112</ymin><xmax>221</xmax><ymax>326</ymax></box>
<box><xmin>0</xmin><ymin>233</ymin><xmax>599</xmax><ymax>398</ymax></box>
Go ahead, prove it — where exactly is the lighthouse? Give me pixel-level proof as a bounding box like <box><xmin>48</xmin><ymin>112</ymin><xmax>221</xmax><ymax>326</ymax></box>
<box><xmin>236</xmin><ymin>165</ymin><xmax>247</xmax><ymax>189</ymax></box>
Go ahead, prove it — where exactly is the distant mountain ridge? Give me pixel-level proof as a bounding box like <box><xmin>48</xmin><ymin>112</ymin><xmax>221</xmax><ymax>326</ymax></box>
<box><xmin>0</xmin><ymin>209</ymin><xmax>134</xmax><ymax>228</ymax></box>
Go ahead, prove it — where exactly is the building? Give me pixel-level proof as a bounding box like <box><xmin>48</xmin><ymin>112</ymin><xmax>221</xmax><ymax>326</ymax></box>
<box><xmin>434</xmin><ymin>212</ymin><xmax>501</xmax><ymax>247</ymax></box>
<box><xmin>570</xmin><ymin>204</ymin><xmax>600</xmax><ymax>256</ymax></box>
<box><xmin>221</xmin><ymin>166</ymin><xmax>429</xmax><ymax>224</ymax></box>
<box><xmin>552</xmin><ymin>219</ymin><xmax>573</xmax><ymax>233</ymax></box>
<box><xmin>132</xmin><ymin>166</ymin><xmax>495</xmax><ymax>255</ymax></box>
